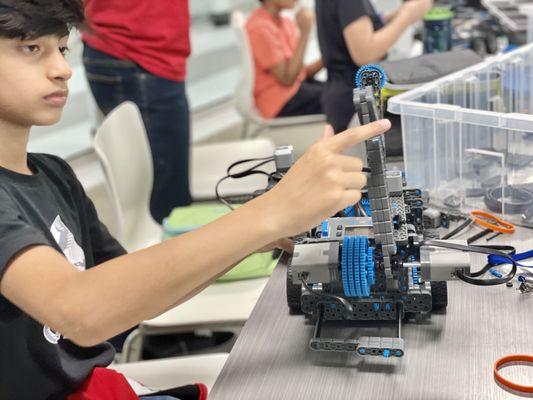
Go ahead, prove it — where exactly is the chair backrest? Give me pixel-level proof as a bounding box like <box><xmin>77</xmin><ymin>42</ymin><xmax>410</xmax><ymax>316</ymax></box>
<box><xmin>231</xmin><ymin>10</ymin><xmax>263</xmax><ymax>122</ymax></box>
<box><xmin>94</xmin><ymin>102</ymin><xmax>161</xmax><ymax>251</ymax></box>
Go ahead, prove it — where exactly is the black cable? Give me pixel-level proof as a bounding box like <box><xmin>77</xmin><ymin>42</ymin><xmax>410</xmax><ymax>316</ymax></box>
<box><xmin>422</xmin><ymin>240</ymin><xmax>517</xmax><ymax>286</ymax></box>
<box><xmin>300</xmin><ymin>274</ymin><xmax>354</xmax><ymax>318</ymax></box>
<box><xmin>215</xmin><ymin>157</ymin><xmax>276</xmax><ymax>210</ymax></box>
<box><xmin>441</xmin><ymin>218</ymin><xmax>472</xmax><ymax>240</ymax></box>
<box><xmin>215</xmin><ymin>170</ymin><xmax>272</xmax><ymax>210</ymax></box>
<box><xmin>466</xmin><ymin>228</ymin><xmax>492</xmax><ymax>244</ymax></box>
<box><xmin>226</xmin><ymin>156</ymin><xmax>274</xmax><ymax>175</ymax></box>
<box><xmin>215</xmin><ymin>175</ymin><xmax>236</xmax><ymax>210</ymax></box>
<box><xmin>485</xmin><ymin>231</ymin><xmax>503</xmax><ymax>242</ymax></box>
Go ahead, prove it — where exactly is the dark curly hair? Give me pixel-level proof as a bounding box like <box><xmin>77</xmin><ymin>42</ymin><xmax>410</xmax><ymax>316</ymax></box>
<box><xmin>0</xmin><ymin>0</ymin><xmax>84</xmax><ymax>39</ymax></box>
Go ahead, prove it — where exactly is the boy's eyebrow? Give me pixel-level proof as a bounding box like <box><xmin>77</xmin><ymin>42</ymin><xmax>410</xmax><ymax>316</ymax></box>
<box><xmin>18</xmin><ymin>34</ymin><xmax>70</xmax><ymax>42</ymax></box>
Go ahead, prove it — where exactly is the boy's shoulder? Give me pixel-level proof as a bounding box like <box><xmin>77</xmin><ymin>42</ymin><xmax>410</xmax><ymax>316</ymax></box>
<box><xmin>28</xmin><ymin>152</ymin><xmax>78</xmax><ymax>179</ymax></box>
<box><xmin>0</xmin><ymin>153</ymin><xmax>78</xmax><ymax>210</ymax></box>
<box><xmin>24</xmin><ymin>153</ymin><xmax>83</xmax><ymax>197</ymax></box>
<box><xmin>29</xmin><ymin>152</ymin><xmax>70</xmax><ymax>168</ymax></box>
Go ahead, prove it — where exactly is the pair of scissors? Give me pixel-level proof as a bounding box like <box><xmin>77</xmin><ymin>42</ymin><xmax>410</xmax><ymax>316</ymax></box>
<box><xmin>466</xmin><ymin>210</ymin><xmax>515</xmax><ymax>244</ymax></box>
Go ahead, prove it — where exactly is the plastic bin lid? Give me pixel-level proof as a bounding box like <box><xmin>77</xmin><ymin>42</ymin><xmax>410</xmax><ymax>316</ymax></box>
<box><xmin>424</xmin><ymin>7</ymin><xmax>454</xmax><ymax>21</ymax></box>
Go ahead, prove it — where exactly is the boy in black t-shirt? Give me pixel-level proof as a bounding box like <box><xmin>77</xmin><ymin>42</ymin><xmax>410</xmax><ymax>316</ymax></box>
<box><xmin>0</xmin><ymin>0</ymin><xmax>390</xmax><ymax>398</ymax></box>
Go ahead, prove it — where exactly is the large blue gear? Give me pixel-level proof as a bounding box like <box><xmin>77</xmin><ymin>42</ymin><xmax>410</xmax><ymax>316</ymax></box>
<box><xmin>341</xmin><ymin>236</ymin><xmax>375</xmax><ymax>298</ymax></box>
<box><xmin>355</xmin><ymin>64</ymin><xmax>387</xmax><ymax>90</ymax></box>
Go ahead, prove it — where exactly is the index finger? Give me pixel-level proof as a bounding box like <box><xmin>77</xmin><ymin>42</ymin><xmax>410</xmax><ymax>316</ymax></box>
<box><xmin>325</xmin><ymin>119</ymin><xmax>391</xmax><ymax>153</ymax></box>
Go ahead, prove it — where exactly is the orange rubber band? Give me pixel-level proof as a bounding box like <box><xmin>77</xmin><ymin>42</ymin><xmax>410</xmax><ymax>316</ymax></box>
<box><xmin>470</xmin><ymin>210</ymin><xmax>515</xmax><ymax>234</ymax></box>
<box><xmin>494</xmin><ymin>354</ymin><xmax>533</xmax><ymax>393</ymax></box>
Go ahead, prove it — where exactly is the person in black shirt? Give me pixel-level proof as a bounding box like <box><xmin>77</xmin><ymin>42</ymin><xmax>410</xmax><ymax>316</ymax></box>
<box><xmin>0</xmin><ymin>0</ymin><xmax>391</xmax><ymax>398</ymax></box>
<box><xmin>316</xmin><ymin>0</ymin><xmax>433</xmax><ymax>133</ymax></box>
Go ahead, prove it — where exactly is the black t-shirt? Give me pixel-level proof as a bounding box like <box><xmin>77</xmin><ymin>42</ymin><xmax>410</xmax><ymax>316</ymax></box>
<box><xmin>0</xmin><ymin>153</ymin><xmax>127</xmax><ymax>399</ymax></box>
<box><xmin>316</xmin><ymin>0</ymin><xmax>384</xmax><ymax>132</ymax></box>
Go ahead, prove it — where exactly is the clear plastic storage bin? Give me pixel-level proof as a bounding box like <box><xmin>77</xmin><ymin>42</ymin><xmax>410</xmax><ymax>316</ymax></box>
<box><xmin>388</xmin><ymin>44</ymin><xmax>533</xmax><ymax>222</ymax></box>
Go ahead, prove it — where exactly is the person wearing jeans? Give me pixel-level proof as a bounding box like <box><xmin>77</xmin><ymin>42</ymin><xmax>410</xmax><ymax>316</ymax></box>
<box><xmin>82</xmin><ymin>0</ymin><xmax>192</xmax><ymax>223</ymax></box>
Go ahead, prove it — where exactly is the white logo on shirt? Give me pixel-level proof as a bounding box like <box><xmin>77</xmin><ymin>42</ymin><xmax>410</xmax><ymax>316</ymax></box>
<box><xmin>50</xmin><ymin>215</ymin><xmax>86</xmax><ymax>271</ymax></box>
<box><xmin>43</xmin><ymin>215</ymin><xmax>86</xmax><ymax>344</ymax></box>
<box><xmin>43</xmin><ymin>326</ymin><xmax>62</xmax><ymax>344</ymax></box>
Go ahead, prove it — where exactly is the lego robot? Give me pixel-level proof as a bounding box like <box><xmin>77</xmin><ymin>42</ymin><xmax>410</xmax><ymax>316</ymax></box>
<box><xmin>285</xmin><ymin>65</ymin><xmax>474</xmax><ymax>358</ymax></box>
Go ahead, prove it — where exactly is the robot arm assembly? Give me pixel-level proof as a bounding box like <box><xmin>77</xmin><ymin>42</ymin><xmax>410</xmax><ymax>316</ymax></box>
<box><xmin>285</xmin><ymin>65</ymin><xmax>478</xmax><ymax>358</ymax></box>
<box><xmin>215</xmin><ymin>63</ymin><xmax>519</xmax><ymax>358</ymax></box>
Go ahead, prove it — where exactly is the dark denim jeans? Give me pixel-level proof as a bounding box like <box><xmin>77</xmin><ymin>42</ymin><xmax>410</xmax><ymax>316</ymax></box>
<box><xmin>83</xmin><ymin>44</ymin><xmax>192</xmax><ymax>223</ymax></box>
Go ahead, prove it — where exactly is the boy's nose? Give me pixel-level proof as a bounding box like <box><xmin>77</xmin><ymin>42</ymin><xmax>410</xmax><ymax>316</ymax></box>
<box><xmin>47</xmin><ymin>52</ymin><xmax>73</xmax><ymax>82</ymax></box>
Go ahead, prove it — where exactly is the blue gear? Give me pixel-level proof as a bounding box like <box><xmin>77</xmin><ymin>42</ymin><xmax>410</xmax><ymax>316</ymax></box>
<box><xmin>367</xmin><ymin>247</ymin><xmax>375</xmax><ymax>286</ymax></box>
<box><xmin>349</xmin><ymin>237</ymin><xmax>357</xmax><ymax>297</ymax></box>
<box><xmin>355</xmin><ymin>64</ymin><xmax>387</xmax><ymax>90</ymax></box>
<box><xmin>353</xmin><ymin>237</ymin><xmax>363</xmax><ymax>297</ymax></box>
<box><xmin>341</xmin><ymin>236</ymin><xmax>375</xmax><ymax>298</ymax></box>
<box><xmin>343</xmin><ymin>205</ymin><xmax>356</xmax><ymax>217</ymax></box>
<box><xmin>360</xmin><ymin>198</ymin><xmax>372</xmax><ymax>216</ymax></box>
<box><xmin>412</xmin><ymin>267</ymin><xmax>419</xmax><ymax>285</ymax></box>
<box><xmin>358</xmin><ymin>238</ymin><xmax>368</xmax><ymax>297</ymax></box>
<box><xmin>341</xmin><ymin>237</ymin><xmax>351</xmax><ymax>297</ymax></box>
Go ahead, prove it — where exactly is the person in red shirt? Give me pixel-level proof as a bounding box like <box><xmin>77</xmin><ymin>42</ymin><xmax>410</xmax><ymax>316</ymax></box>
<box><xmin>246</xmin><ymin>0</ymin><xmax>324</xmax><ymax>119</ymax></box>
<box><xmin>82</xmin><ymin>0</ymin><xmax>192</xmax><ymax>224</ymax></box>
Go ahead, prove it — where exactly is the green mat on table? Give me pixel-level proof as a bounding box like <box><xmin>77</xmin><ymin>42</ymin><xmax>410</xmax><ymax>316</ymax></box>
<box><xmin>163</xmin><ymin>203</ymin><xmax>277</xmax><ymax>282</ymax></box>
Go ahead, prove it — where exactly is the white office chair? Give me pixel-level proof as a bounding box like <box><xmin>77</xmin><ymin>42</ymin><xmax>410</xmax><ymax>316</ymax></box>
<box><xmin>94</xmin><ymin>101</ymin><xmax>163</xmax><ymax>252</ymax></box>
<box><xmin>95</xmin><ymin>105</ymin><xmax>274</xmax><ymax>364</ymax></box>
<box><xmin>231</xmin><ymin>10</ymin><xmax>326</xmax><ymax>139</ymax></box>
<box><xmin>110</xmin><ymin>353</ymin><xmax>228</xmax><ymax>395</ymax></box>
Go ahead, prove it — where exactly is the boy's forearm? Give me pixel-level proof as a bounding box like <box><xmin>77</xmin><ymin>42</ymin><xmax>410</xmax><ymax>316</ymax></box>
<box><xmin>371</xmin><ymin>11</ymin><xmax>412</xmax><ymax>56</ymax></box>
<box><xmin>284</xmin><ymin>31</ymin><xmax>310</xmax><ymax>85</ymax></box>
<box><xmin>305</xmin><ymin>59</ymin><xmax>323</xmax><ymax>78</ymax></box>
<box><xmin>159</xmin><ymin>257</ymin><xmax>245</xmax><ymax>315</ymax></box>
<box><xmin>60</xmin><ymin>197</ymin><xmax>278</xmax><ymax>346</ymax></box>
<box><xmin>348</xmin><ymin>13</ymin><xmax>412</xmax><ymax>65</ymax></box>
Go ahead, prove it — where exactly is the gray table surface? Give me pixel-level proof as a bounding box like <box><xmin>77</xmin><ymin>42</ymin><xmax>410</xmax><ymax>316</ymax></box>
<box><xmin>210</xmin><ymin>229</ymin><xmax>533</xmax><ymax>400</ymax></box>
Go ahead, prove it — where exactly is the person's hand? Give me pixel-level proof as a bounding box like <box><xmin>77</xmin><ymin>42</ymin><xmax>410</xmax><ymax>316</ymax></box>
<box><xmin>260</xmin><ymin>120</ymin><xmax>391</xmax><ymax>239</ymax></box>
<box><xmin>401</xmin><ymin>0</ymin><xmax>434</xmax><ymax>24</ymax></box>
<box><xmin>296</xmin><ymin>7</ymin><xmax>315</xmax><ymax>35</ymax></box>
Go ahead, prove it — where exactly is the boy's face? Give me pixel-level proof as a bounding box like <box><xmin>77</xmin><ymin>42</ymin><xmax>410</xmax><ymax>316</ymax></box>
<box><xmin>0</xmin><ymin>34</ymin><xmax>71</xmax><ymax>128</ymax></box>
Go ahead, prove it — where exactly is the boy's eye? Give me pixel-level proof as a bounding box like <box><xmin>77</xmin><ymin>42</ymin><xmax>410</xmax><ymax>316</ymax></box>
<box><xmin>21</xmin><ymin>44</ymin><xmax>40</xmax><ymax>54</ymax></box>
<box><xmin>59</xmin><ymin>46</ymin><xmax>70</xmax><ymax>56</ymax></box>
